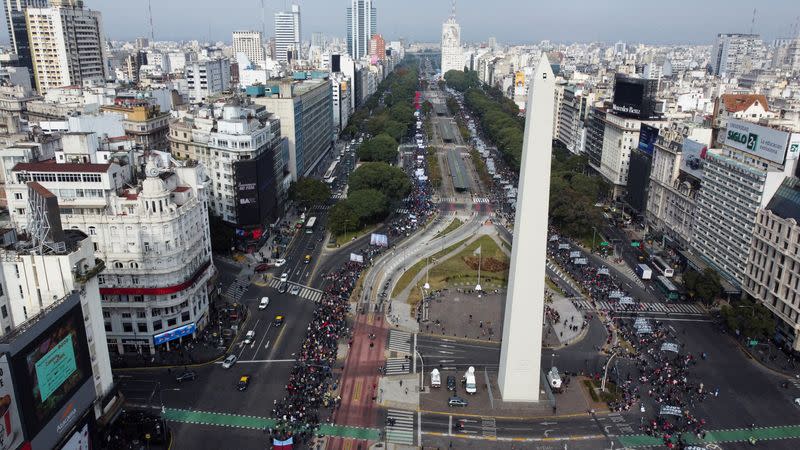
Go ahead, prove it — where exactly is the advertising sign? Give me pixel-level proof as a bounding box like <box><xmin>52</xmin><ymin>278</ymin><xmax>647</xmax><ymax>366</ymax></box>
<box><xmin>724</xmin><ymin>119</ymin><xmax>791</xmax><ymax>164</ymax></box>
<box><xmin>612</xmin><ymin>76</ymin><xmax>659</xmax><ymax>120</ymax></box>
<box><xmin>680</xmin><ymin>138</ymin><xmax>708</xmax><ymax>179</ymax></box>
<box><xmin>370</xmin><ymin>234</ymin><xmax>388</xmax><ymax>247</ymax></box>
<box><xmin>0</xmin><ymin>355</ymin><xmax>23</xmax><ymax>450</ymax></box>
<box><xmin>153</xmin><ymin>323</ymin><xmax>196</xmax><ymax>346</ymax></box>
<box><xmin>789</xmin><ymin>133</ymin><xmax>800</xmax><ymax>161</ymax></box>
<box><xmin>637</xmin><ymin>124</ymin><xmax>659</xmax><ymax>155</ymax></box>
<box><xmin>59</xmin><ymin>422</ymin><xmax>90</xmax><ymax>450</ymax></box>
<box><xmin>35</xmin><ymin>335</ymin><xmax>77</xmax><ymax>403</ymax></box>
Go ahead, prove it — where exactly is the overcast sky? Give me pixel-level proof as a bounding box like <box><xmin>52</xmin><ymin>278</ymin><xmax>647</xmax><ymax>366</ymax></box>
<box><xmin>22</xmin><ymin>0</ymin><xmax>800</xmax><ymax>45</ymax></box>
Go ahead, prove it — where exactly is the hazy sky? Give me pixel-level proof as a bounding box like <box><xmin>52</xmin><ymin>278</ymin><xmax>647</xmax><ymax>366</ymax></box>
<box><xmin>22</xmin><ymin>0</ymin><xmax>800</xmax><ymax>45</ymax></box>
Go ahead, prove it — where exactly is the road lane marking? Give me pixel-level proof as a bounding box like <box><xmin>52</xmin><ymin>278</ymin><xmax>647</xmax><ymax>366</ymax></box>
<box><xmin>352</xmin><ymin>379</ymin><xmax>363</xmax><ymax>403</ymax></box>
<box><xmin>215</xmin><ymin>359</ymin><xmax>296</xmax><ymax>364</ymax></box>
<box><xmin>253</xmin><ymin>322</ymin><xmax>274</xmax><ymax>360</ymax></box>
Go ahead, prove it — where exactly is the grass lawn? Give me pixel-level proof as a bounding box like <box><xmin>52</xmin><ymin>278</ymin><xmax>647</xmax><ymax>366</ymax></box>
<box><xmin>408</xmin><ymin>235</ymin><xmax>509</xmax><ymax>311</ymax></box>
<box><xmin>434</xmin><ymin>218</ymin><xmax>463</xmax><ymax>239</ymax></box>
<box><xmin>392</xmin><ymin>236</ymin><xmax>471</xmax><ymax>299</ymax></box>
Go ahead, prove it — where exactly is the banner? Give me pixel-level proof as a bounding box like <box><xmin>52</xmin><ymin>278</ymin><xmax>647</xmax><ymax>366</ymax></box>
<box><xmin>659</xmin><ymin>405</ymin><xmax>682</xmax><ymax>416</ymax></box>
<box><xmin>661</xmin><ymin>342</ymin><xmax>680</xmax><ymax>353</ymax></box>
<box><xmin>597</xmin><ymin>267</ymin><xmax>610</xmax><ymax>276</ymax></box>
<box><xmin>349</xmin><ymin>253</ymin><xmax>364</xmax><ymax>263</ymax></box>
<box><xmin>370</xmin><ymin>233</ymin><xmax>389</xmax><ymax>247</ymax></box>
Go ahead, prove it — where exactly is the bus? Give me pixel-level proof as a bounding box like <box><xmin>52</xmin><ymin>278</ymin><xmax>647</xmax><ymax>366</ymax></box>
<box><xmin>651</xmin><ymin>256</ymin><xmax>675</xmax><ymax>278</ymax></box>
<box><xmin>323</xmin><ymin>160</ymin><xmax>339</xmax><ymax>183</ymax></box>
<box><xmin>655</xmin><ymin>275</ymin><xmax>679</xmax><ymax>301</ymax></box>
<box><xmin>305</xmin><ymin>216</ymin><xmax>317</xmax><ymax>234</ymax></box>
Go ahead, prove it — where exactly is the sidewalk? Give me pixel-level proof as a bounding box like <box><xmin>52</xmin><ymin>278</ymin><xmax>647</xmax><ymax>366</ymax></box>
<box><xmin>378</xmin><ymin>374</ymin><xmax>420</xmax><ymax>410</ymax></box>
<box><xmin>543</xmin><ymin>292</ymin><xmax>585</xmax><ymax>348</ymax></box>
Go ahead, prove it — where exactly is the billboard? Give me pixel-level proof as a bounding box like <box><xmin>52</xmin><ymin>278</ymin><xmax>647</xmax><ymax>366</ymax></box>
<box><xmin>9</xmin><ymin>304</ymin><xmax>92</xmax><ymax>441</ymax></box>
<box><xmin>0</xmin><ymin>355</ymin><xmax>23</xmax><ymax>450</ymax></box>
<box><xmin>637</xmin><ymin>124</ymin><xmax>659</xmax><ymax>155</ymax></box>
<box><xmin>153</xmin><ymin>323</ymin><xmax>196</xmax><ymax>346</ymax></box>
<box><xmin>723</xmin><ymin>119</ymin><xmax>791</xmax><ymax>164</ymax></box>
<box><xmin>680</xmin><ymin>139</ymin><xmax>708</xmax><ymax>179</ymax></box>
<box><xmin>612</xmin><ymin>75</ymin><xmax>659</xmax><ymax>120</ymax></box>
<box><xmin>233</xmin><ymin>147</ymin><xmax>278</xmax><ymax>227</ymax></box>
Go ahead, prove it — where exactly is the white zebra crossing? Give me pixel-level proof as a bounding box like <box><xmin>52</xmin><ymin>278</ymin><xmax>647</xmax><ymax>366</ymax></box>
<box><xmin>388</xmin><ymin>330</ymin><xmax>412</xmax><ymax>353</ymax></box>
<box><xmin>573</xmin><ymin>300</ymin><xmax>704</xmax><ymax>315</ymax></box>
<box><xmin>266</xmin><ymin>279</ymin><xmax>323</xmax><ymax>302</ymax></box>
<box><xmin>224</xmin><ymin>277</ymin><xmax>250</xmax><ymax>302</ymax></box>
<box><xmin>473</xmin><ymin>197</ymin><xmax>490</xmax><ymax>203</ymax></box>
<box><xmin>396</xmin><ymin>208</ymin><xmax>409</xmax><ymax>214</ymax></box>
<box><xmin>385</xmin><ymin>409</ymin><xmax>415</xmax><ymax>445</ymax></box>
<box><xmin>385</xmin><ymin>357</ymin><xmax>411</xmax><ymax>375</ymax></box>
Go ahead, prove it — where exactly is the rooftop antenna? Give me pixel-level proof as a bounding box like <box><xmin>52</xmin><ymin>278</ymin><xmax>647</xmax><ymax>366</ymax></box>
<box><xmin>147</xmin><ymin>0</ymin><xmax>155</xmax><ymax>43</ymax></box>
<box><xmin>451</xmin><ymin>0</ymin><xmax>456</xmax><ymax>20</ymax></box>
<box><xmin>261</xmin><ymin>0</ymin><xmax>266</xmax><ymax>38</ymax></box>
<box><xmin>750</xmin><ymin>8</ymin><xmax>757</xmax><ymax>35</ymax></box>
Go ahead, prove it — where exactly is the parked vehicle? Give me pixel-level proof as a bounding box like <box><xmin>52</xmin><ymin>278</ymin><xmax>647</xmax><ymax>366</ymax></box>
<box><xmin>547</xmin><ymin>366</ymin><xmax>563</xmax><ymax>393</ymax></box>
<box><xmin>448</xmin><ymin>396</ymin><xmax>468</xmax><ymax>407</ymax></box>
<box><xmin>447</xmin><ymin>375</ymin><xmax>456</xmax><ymax>391</ymax></box>
<box><xmin>464</xmin><ymin>366</ymin><xmax>477</xmax><ymax>394</ymax></box>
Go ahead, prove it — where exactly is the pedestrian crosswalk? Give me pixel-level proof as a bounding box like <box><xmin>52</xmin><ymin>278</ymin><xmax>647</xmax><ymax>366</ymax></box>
<box><xmin>573</xmin><ymin>299</ymin><xmax>705</xmax><ymax>315</ymax></box>
<box><xmin>438</xmin><ymin>197</ymin><xmax>456</xmax><ymax>203</ymax></box>
<box><xmin>388</xmin><ymin>330</ymin><xmax>412</xmax><ymax>354</ymax></box>
<box><xmin>331</xmin><ymin>193</ymin><xmax>346</xmax><ymax>200</ymax></box>
<box><xmin>266</xmin><ymin>279</ymin><xmax>324</xmax><ymax>302</ymax></box>
<box><xmin>385</xmin><ymin>357</ymin><xmax>411</xmax><ymax>375</ymax></box>
<box><xmin>224</xmin><ymin>277</ymin><xmax>250</xmax><ymax>302</ymax></box>
<box><xmin>396</xmin><ymin>208</ymin><xmax>409</xmax><ymax>214</ymax></box>
<box><xmin>310</xmin><ymin>204</ymin><xmax>332</xmax><ymax>211</ymax></box>
<box><xmin>385</xmin><ymin>409</ymin><xmax>415</xmax><ymax>445</ymax></box>
<box><xmin>473</xmin><ymin>197</ymin><xmax>490</xmax><ymax>203</ymax></box>
<box><xmin>481</xmin><ymin>417</ymin><xmax>497</xmax><ymax>438</ymax></box>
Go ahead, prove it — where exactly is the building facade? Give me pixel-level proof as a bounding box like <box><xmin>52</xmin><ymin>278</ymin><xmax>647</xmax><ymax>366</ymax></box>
<box><xmin>274</xmin><ymin>5</ymin><xmax>301</xmax><ymax>63</ymax></box>
<box><xmin>5</xmin><ymin>138</ymin><xmax>216</xmax><ymax>356</ymax></box>
<box><xmin>233</xmin><ymin>31</ymin><xmax>266</xmax><ymax>67</ymax></box>
<box><xmin>368</xmin><ymin>33</ymin><xmax>385</xmax><ymax>61</ymax></box>
<box><xmin>710</xmin><ymin>33</ymin><xmax>762</xmax><ymax>78</ymax></box>
<box><xmin>3</xmin><ymin>0</ymin><xmax>47</xmax><ymax>82</ymax></box>
<box><xmin>100</xmin><ymin>103</ymin><xmax>170</xmax><ymax>151</ymax></box>
<box><xmin>744</xmin><ymin>178</ymin><xmax>800</xmax><ymax>350</ymax></box>
<box><xmin>440</xmin><ymin>14</ymin><xmax>462</xmax><ymax>74</ymax></box>
<box><xmin>185</xmin><ymin>59</ymin><xmax>231</xmax><ymax>104</ymax></box>
<box><xmin>25</xmin><ymin>0</ymin><xmax>108</xmax><ymax>93</ymax></box>
<box><xmin>346</xmin><ymin>0</ymin><xmax>376</xmax><ymax>60</ymax></box>
<box><xmin>254</xmin><ymin>78</ymin><xmax>333</xmax><ymax>180</ymax></box>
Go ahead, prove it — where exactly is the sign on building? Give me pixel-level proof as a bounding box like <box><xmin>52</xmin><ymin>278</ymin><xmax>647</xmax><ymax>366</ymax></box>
<box><xmin>724</xmin><ymin>119</ymin><xmax>792</xmax><ymax>164</ymax></box>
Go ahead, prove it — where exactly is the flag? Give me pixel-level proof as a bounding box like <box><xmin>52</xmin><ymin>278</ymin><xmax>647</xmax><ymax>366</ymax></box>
<box><xmin>473</xmin><ymin>246</ymin><xmax>482</xmax><ymax>256</ymax></box>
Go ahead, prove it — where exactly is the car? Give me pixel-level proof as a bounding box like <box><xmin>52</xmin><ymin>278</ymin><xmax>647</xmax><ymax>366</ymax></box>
<box><xmin>290</xmin><ymin>285</ymin><xmax>301</xmax><ymax>295</ymax></box>
<box><xmin>238</xmin><ymin>375</ymin><xmax>250</xmax><ymax>391</ymax></box>
<box><xmin>175</xmin><ymin>370</ymin><xmax>196</xmax><ymax>383</ymax></box>
<box><xmin>255</xmin><ymin>263</ymin><xmax>270</xmax><ymax>272</ymax></box>
<box><xmin>304</xmin><ymin>255</ymin><xmax>311</xmax><ymax>264</ymax></box>
<box><xmin>259</xmin><ymin>297</ymin><xmax>270</xmax><ymax>309</ymax></box>
<box><xmin>280</xmin><ymin>273</ymin><xmax>289</xmax><ymax>283</ymax></box>
<box><xmin>243</xmin><ymin>330</ymin><xmax>256</xmax><ymax>344</ymax></box>
<box><xmin>273</xmin><ymin>315</ymin><xmax>284</xmax><ymax>327</ymax></box>
<box><xmin>221</xmin><ymin>354</ymin><xmax>237</xmax><ymax>369</ymax></box>
<box><xmin>447</xmin><ymin>375</ymin><xmax>456</xmax><ymax>391</ymax></box>
<box><xmin>448</xmin><ymin>396</ymin><xmax>468</xmax><ymax>407</ymax></box>
<box><xmin>272</xmin><ymin>259</ymin><xmax>286</xmax><ymax>267</ymax></box>
<box><xmin>795</xmin><ymin>397</ymin><xmax>800</xmax><ymax>407</ymax></box>
<box><xmin>278</xmin><ymin>283</ymin><xmax>288</xmax><ymax>294</ymax></box>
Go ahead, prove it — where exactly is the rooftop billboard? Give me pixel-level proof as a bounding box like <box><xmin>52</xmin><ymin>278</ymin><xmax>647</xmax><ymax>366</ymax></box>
<box><xmin>723</xmin><ymin>119</ymin><xmax>791</xmax><ymax>165</ymax></box>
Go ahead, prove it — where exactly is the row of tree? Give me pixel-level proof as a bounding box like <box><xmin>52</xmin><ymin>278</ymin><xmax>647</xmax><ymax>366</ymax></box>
<box><xmin>548</xmin><ymin>149</ymin><xmax>609</xmax><ymax>240</ymax></box>
<box><xmin>328</xmin><ymin>162</ymin><xmax>412</xmax><ymax>234</ymax></box>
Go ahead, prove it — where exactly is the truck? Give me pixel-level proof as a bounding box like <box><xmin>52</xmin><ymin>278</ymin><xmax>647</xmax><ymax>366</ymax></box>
<box><xmin>635</xmin><ymin>263</ymin><xmax>653</xmax><ymax>280</ymax></box>
<box><xmin>546</xmin><ymin>367</ymin><xmax>563</xmax><ymax>393</ymax></box>
<box><xmin>464</xmin><ymin>366</ymin><xmax>477</xmax><ymax>394</ymax></box>
<box><xmin>430</xmin><ymin>369</ymin><xmax>441</xmax><ymax>388</ymax></box>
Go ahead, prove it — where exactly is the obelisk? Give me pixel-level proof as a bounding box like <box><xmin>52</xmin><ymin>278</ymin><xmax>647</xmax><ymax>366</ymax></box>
<box><xmin>497</xmin><ymin>53</ymin><xmax>555</xmax><ymax>402</ymax></box>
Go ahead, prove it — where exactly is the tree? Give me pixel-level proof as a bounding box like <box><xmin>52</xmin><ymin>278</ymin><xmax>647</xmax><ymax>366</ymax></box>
<box><xmin>347</xmin><ymin>189</ymin><xmax>388</xmax><ymax>222</ymax></box>
<box><xmin>328</xmin><ymin>201</ymin><xmax>360</xmax><ymax>235</ymax></box>
<box><xmin>357</xmin><ymin>134</ymin><xmax>399</xmax><ymax>163</ymax></box>
<box><xmin>444</xmin><ymin>69</ymin><xmax>480</xmax><ymax>92</ymax></box>
<box><xmin>288</xmin><ymin>178</ymin><xmax>331</xmax><ymax>209</ymax></box>
<box><xmin>349</xmin><ymin>162</ymin><xmax>411</xmax><ymax>201</ymax></box>
<box><xmin>720</xmin><ymin>296</ymin><xmax>776</xmax><ymax>340</ymax></box>
<box><xmin>683</xmin><ymin>268</ymin><xmax>722</xmax><ymax>304</ymax></box>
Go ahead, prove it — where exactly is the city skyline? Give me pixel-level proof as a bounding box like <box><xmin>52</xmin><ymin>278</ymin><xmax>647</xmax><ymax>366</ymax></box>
<box><xmin>1</xmin><ymin>0</ymin><xmax>793</xmax><ymax>46</ymax></box>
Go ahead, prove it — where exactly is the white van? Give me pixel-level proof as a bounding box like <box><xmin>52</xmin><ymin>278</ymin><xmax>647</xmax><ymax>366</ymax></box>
<box><xmin>259</xmin><ymin>297</ymin><xmax>270</xmax><ymax>309</ymax></box>
<box><xmin>430</xmin><ymin>369</ymin><xmax>441</xmax><ymax>388</ymax></box>
<box><xmin>464</xmin><ymin>366</ymin><xmax>477</xmax><ymax>394</ymax></box>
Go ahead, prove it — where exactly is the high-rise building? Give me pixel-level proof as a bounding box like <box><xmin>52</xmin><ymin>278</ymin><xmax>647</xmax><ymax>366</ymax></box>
<box><xmin>346</xmin><ymin>0</ymin><xmax>376</xmax><ymax>60</ymax></box>
<box><xmin>254</xmin><ymin>78</ymin><xmax>333</xmax><ymax>180</ymax></box>
<box><xmin>185</xmin><ymin>58</ymin><xmax>231</xmax><ymax>103</ymax></box>
<box><xmin>233</xmin><ymin>30</ymin><xmax>266</xmax><ymax>66</ymax></box>
<box><xmin>440</xmin><ymin>6</ymin><xmax>463</xmax><ymax>74</ymax></box>
<box><xmin>710</xmin><ymin>33</ymin><xmax>762</xmax><ymax>78</ymax></box>
<box><xmin>690</xmin><ymin>119</ymin><xmax>800</xmax><ymax>287</ymax></box>
<box><xmin>311</xmin><ymin>31</ymin><xmax>325</xmax><ymax>49</ymax></box>
<box><xmin>25</xmin><ymin>0</ymin><xmax>108</xmax><ymax>94</ymax></box>
<box><xmin>3</xmin><ymin>0</ymin><xmax>47</xmax><ymax>82</ymax></box>
<box><xmin>368</xmin><ymin>33</ymin><xmax>385</xmax><ymax>61</ymax></box>
<box><xmin>274</xmin><ymin>4</ymin><xmax>301</xmax><ymax>63</ymax></box>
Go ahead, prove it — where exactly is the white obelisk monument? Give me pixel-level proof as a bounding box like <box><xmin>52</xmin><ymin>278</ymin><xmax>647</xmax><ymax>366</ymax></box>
<box><xmin>498</xmin><ymin>54</ymin><xmax>555</xmax><ymax>402</ymax></box>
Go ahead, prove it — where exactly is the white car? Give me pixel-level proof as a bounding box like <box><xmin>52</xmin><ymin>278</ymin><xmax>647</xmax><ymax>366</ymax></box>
<box><xmin>259</xmin><ymin>297</ymin><xmax>270</xmax><ymax>309</ymax></box>
<box><xmin>795</xmin><ymin>397</ymin><xmax>800</xmax><ymax>407</ymax></box>
<box><xmin>280</xmin><ymin>273</ymin><xmax>289</xmax><ymax>283</ymax></box>
<box><xmin>272</xmin><ymin>259</ymin><xmax>286</xmax><ymax>267</ymax></box>
<box><xmin>244</xmin><ymin>330</ymin><xmax>256</xmax><ymax>344</ymax></box>
<box><xmin>221</xmin><ymin>354</ymin><xmax>237</xmax><ymax>369</ymax></box>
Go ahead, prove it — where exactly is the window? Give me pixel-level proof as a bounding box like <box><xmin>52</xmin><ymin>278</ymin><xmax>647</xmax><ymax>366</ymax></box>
<box><xmin>181</xmin><ymin>311</ymin><xmax>190</xmax><ymax>322</ymax></box>
<box><xmin>130</xmin><ymin>262</ymin><xmax>139</xmax><ymax>269</ymax></box>
<box><xmin>137</xmin><ymin>323</ymin><xmax>147</xmax><ymax>333</ymax></box>
<box><xmin>122</xmin><ymin>322</ymin><xmax>133</xmax><ymax>332</ymax></box>
<box><xmin>152</xmin><ymin>320</ymin><xmax>163</xmax><ymax>331</ymax></box>
<box><xmin>0</xmin><ymin>284</ymin><xmax>3</xmax><ymax>296</ymax></box>
<box><xmin>97</xmin><ymin>274</ymin><xmax>105</xmax><ymax>285</ymax></box>
<box><xmin>113</xmin><ymin>262</ymin><xmax>123</xmax><ymax>269</ymax></box>
<box><xmin>88</xmin><ymin>226</ymin><xmax>96</xmax><ymax>235</ymax></box>
<box><xmin>102</xmin><ymin>311</ymin><xmax>111</xmax><ymax>318</ymax></box>
<box><xmin>167</xmin><ymin>318</ymin><xmax>177</xmax><ymax>327</ymax></box>
<box><xmin>131</xmin><ymin>276</ymin><xmax>139</xmax><ymax>285</ymax></box>
<box><xmin>104</xmin><ymin>322</ymin><xmax>112</xmax><ymax>332</ymax></box>
<box><xmin>137</xmin><ymin>311</ymin><xmax>146</xmax><ymax>318</ymax></box>
<box><xmin>121</xmin><ymin>312</ymin><xmax>131</xmax><ymax>318</ymax></box>
<box><xmin>0</xmin><ymin>306</ymin><xmax>6</xmax><ymax>319</ymax></box>
<box><xmin>13</xmin><ymin>193</ymin><xmax>22</xmax><ymax>200</ymax></box>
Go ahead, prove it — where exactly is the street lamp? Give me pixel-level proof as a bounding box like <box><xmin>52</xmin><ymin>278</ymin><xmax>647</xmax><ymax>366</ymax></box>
<box><xmin>423</xmin><ymin>256</ymin><xmax>430</xmax><ymax>290</ymax></box>
<box><xmin>415</xmin><ymin>350</ymin><xmax>425</xmax><ymax>392</ymax></box>
<box><xmin>475</xmin><ymin>248</ymin><xmax>482</xmax><ymax>293</ymax></box>
<box><xmin>591</xmin><ymin>226</ymin><xmax>597</xmax><ymax>252</ymax></box>
<box><xmin>601</xmin><ymin>351</ymin><xmax>619</xmax><ymax>393</ymax></box>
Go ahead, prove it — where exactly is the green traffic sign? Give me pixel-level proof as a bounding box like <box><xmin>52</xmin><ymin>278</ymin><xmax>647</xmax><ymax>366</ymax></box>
<box><xmin>600</xmin><ymin>242</ymin><xmax>610</xmax><ymax>247</ymax></box>
<box><xmin>631</xmin><ymin>242</ymin><xmax>640</xmax><ymax>247</ymax></box>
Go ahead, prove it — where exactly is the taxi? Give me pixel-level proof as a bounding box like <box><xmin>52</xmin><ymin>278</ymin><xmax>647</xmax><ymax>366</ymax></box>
<box><xmin>238</xmin><ymin>375</ymin><xmax>250</xmax><ymax>391</ymax></box>
<box><xmin>273</xmin><ymin>315</ymin><xmax>284</xmax><ymax>327</ymax></box>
